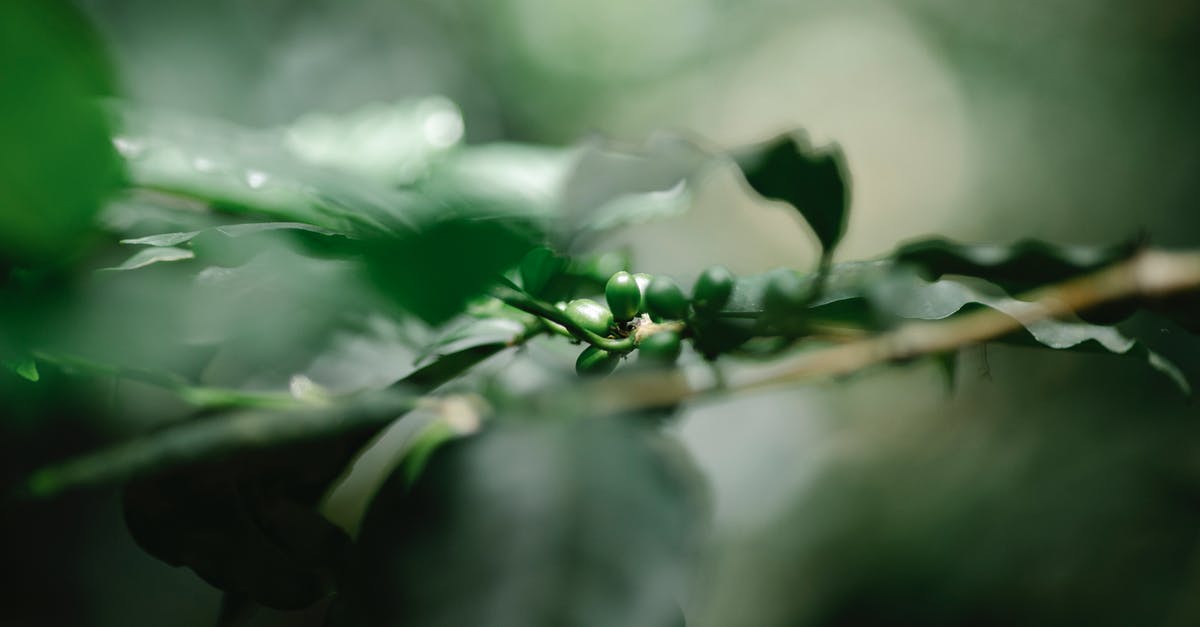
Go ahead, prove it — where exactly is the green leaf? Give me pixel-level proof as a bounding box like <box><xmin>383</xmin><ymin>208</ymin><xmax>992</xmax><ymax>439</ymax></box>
<box><xmin>2</xmin><ymin>357</ymin><xmax>39</xmax><ymax>382</ymax></box>
<box><xmin>361</xmin><ymin>217</ymin><xmax>539</xmax><ymax>326</ymax></box>
<box><xmin>558</xmin><ymin>134</ymin><xmax>707</xmax><ymax>249</ymax></box>
<box><xmin>344</xmin><ymin>417</ymin><xmax>703</xmax><ymax>627</ymax></box>
<box><xmin>893</xmin><ymin>237</ymin><xmax>1136</xmax><ymax>293</ymax></box>
<box><xmin>122</xmin><ymin>438</ymin><xmax>358</xmax><ymax>610</ymax></box>
<box><xmin>871</xmin><ymin>272</ymin><xmax>1190</xmax><ymax>394</ymax></box>
<box><xmin>0</xmin><ymin>1</ymin><xmax>124</xmax><ymax>265</ymax></box>
<box><xmin>111</xmin><ymin>104</ymin><xmax>426</xmax><ymax>238</ymax></box>
<box><xmin>283</xmin><ymin>97</ymin><xmax>464</xmax><ymax>183</ymax></box>
<box><xmin>415</xmin><ymin>317</ymin><xmax>532</xmax><ymax>366</ymax></box>
<box><xmin>518</xmin><ymin>246</ymin><xmax>570</xmax><ymax>298</ymax></box>
<box><xmin>722</xmin><ymin>263</ymin><xmax>1189</xmax><ymax>392</ymax></box>
<box><xmin>121</xmin><ymin>221</ymin><xmax>340</xmax><ymax>248</ymax></box>
<box><xmin>18</xmin><ymin>309</ymin><xmax>531</xmax><ymax>498</ymax></box>
<box><xmin>734</xmin><ymin>134</ymin><xmax>850</xmax><ymax>259</ymax></box>
<box><xmin>102</xmin><ymin>246</ymin><xmax>195</xmax><ymax>271</ymax></box>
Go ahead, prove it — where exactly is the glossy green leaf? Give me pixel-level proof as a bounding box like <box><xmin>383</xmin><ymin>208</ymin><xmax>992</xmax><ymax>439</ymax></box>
<box><xmin>0</xmin><ymin>1</ymin><xmax>124</xmax><ymax>265</ymax></box>
<box><xmin>344</xmin><ymin>417</ymin><xmax>704</xmax><ymax>627</ymax></box>
<box><xmin>734</xmin><ymin>134</ymin><xmax>849</xmax><ymax>258</ymax></box>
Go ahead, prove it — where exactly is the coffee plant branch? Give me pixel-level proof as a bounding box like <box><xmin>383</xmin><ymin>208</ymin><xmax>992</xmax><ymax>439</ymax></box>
<box><xmin>19</xmin><ymin>250</ymin><xmax>1200</xmax><ymax>498</ymax></box>
<box><xmin>590</xmin><ymin>248</ymin><xmax>1200</xmax><ymax>412</ymax></box>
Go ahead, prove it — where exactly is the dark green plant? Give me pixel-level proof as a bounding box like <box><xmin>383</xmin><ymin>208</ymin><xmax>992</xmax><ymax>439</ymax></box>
<box><xmin>4</xmin><ymin>4</ymin><xmax>1200</xmax><ymax>626</ymax></box>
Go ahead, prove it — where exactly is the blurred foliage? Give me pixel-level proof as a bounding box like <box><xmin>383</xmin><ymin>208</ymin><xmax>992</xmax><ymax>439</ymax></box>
<box><xmin>703</xmin><ymin>379</ymin><xmax>1200</xmax><ymax>627</ymax></box>
<box><xmin>2</xmin><ymin>1</ymin><xmax>1200</xmax><ymax>627</ymax></box>
<box><xmin>0</xmin><ymin>0</ymin><xmax>124</xmax><ymax>267</ymax></box>
<box><xmin>340</xmin><ymin>416</ymin><xmax>704</xmax><ymax>626</ymax></box>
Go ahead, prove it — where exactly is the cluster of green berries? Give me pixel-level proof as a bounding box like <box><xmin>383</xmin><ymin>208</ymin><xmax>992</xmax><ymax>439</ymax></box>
<box><xmin>560</xmin><ymin>266</ymin><xmax>736</xmax><ymax>376</ymax></box>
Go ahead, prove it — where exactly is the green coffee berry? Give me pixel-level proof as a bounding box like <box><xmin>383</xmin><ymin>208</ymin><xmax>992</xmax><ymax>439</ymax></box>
<box><xmin>645</xmin><ymin>276</ymin><xmax>688</xmax><ymax>320</ymax></box>
<box><xmin>576</xmin><ymin>345</ymin><xmax>621</xmax><ymax>376</ymax></box>
<box><xmin>638</xmin><ymin>330</ymin><xmax>682</xmax><ymax>365</ymax></box>
<box><xmin>564</xmin><ymin>298</ymin><xmax>613</xmax><ymax>336</ymax></box>
<box><xmin>605</xmin><ymin>271</ymin><xmax>641</xmax><ymax>323</ymax></box>
<box><xmin>763</xmin><ymin>269</ymin><xmax>807</xmax><ymax>317</ymax></box>
<box><xmin>692</xmin><ymin>265</ymin><xmax>734</xmax><ymax>313</ymax></box>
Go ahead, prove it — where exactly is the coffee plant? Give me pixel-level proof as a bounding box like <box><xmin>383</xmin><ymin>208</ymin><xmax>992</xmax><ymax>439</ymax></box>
<box><xmin>4</xmin><ymin>2</ymin><xmax>1200</xmax><ymax>626</ymax></box>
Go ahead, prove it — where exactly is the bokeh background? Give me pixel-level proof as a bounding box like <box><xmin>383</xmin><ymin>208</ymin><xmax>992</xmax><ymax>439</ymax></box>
<box><xmin>4</xmin><ymin>0</ymin><xmax>1200</xmax><ymax>625</ymax></box>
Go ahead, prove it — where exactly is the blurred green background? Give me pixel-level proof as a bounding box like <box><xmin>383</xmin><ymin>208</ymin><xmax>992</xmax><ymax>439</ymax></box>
<box><xmin>3</xmin><ymin>0</ymin><xmax>1199</xmax><ymax>625</ymax></box>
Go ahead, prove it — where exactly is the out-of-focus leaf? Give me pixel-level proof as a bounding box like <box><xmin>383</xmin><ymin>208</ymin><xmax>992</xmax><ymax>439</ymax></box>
<box><xmin>102</xmin><ymin>246</ymin><xmax>194</xmax><ymax>271</ymax></box>
<box><xmin>2</xmin><ymin>358</ymin><xmax>39</xmax><ymax>382</ymax></box>
<box><xmin>362</xmin><ymin>217</ymin><xmax>539</xmax><ymax>326</ymax></box>
<box><xmin>415</xmin><ymin>317</ymin><xmax>532</xmax><ymax>366</ymax></box>
<box><xmin>20</xmin><ymin>307</ymin><xmax>530</xmax><ymax>498</ymax></box>
<box><xmin>0</xmin><ymin>1</ymin><xmax>124</xmax><ymax>265</ymax></box>
<box><xmin>558</xmin><ymin>134</ymin><xmax>708</xmax><ymax>249</ymax></box>
<box><xmin>734</xmin><ymin>134</ymin><xmax>849</xmax><ymax>259</ymax></box>
<box><xmin>121</xmin><ymin>222</ymin><xmax>340</xmax><ymax>247</ymax></box>
<box><xmin>343</xmin><ymin>416</ymin><xmax>704</xmax><ymax>627</ymax></box>
<box><xmin>20</xmin><ymin>391</ymin><xmax>419</xmax><ymax>498</ymax></box>
<box><xmin>893</xmin><ymin>237</ymin><xmax>1136</xmax><ymax>293</ymax></box>
<box><xmin>1150</xmin><ymin>290</ymin><xmax>1200</xmax><ymax>335</ymax></box>
<box><xmin>518</xmin><ymin>246</ymin><xmax>570</xmax><ymax>298</ymax></box>
<box><xmin>122</xmin><ymin>437</ymin><xmax>361</xmax><ymax>610</ymax></box>
<box><xmin>723</xmin><ymin>261</ymin><xmax>891</xmax><ymax>317</ymax></box>
<box><xmin>416</xmin><ymin>142</ymin><xmax>571</xmax><ymax>222</ymax></box>
<box><xmin>284</xmin><ymin>97</ymin><xmax>464</xmax><ymax>184</ymax></box>
<box><xmin>111</xmin><ymin>104</ymin><xmax>427</xmax><ymax>237</ymax></box>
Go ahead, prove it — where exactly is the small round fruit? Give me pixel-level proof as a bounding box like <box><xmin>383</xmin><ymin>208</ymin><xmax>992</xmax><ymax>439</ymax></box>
<box><xmin>763</xmin><ymin>269</ymin><xmax>808</xmax><ymax>317</ymax></box>
<box><xmin>692</xmin><ymin>265</ymin><xmax>734</xmax><ymax>313</ymax></box>
<box><xmin>605</xmin><ymin>271</ymin><xmax>641</xmax><ymax>323</ymax></box>
<box><xmin>576</xmin><ymin>345</ymin><xmax>621</xmax><ymax>376</ymax></box>
<box><xmin>564</xmin><ymin>298</ymin><xmax>613</xmax><ymax>336</ymax></box>
<box><xmin>638</xmin><ymin>330</ymin><xmax>682</xmax><ymax>366</ymax></box>
<box><xmin>645</xmin><ymin>276</ymin><xmax>688</xmax><ymax>320</ymax></box>
<box><xmin>633</xmin><ymin>273</ymin><xmax>653</xmax><ymax>312</ymax></box>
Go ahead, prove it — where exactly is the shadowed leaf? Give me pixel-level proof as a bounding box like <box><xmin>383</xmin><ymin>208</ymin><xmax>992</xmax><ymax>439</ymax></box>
<box><xmin>734</xmin><ymin>134</ymin><xmax>849</xmax><ymax>259</ymax></box>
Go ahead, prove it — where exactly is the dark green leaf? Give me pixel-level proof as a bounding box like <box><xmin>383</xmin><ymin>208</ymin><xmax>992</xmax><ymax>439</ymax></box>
<box><xmin>18</xmin><ymin>311</ymin><xmax>527</xmax><ymax>497</ymax></box>
<box><xmin>893</xmin><ymin>237</ymin><xmax>1136</xmax><ymax>294</ymax></box>
<box><xmin>344</xmin><ymin>416</ymin><xmax>704</xmax><ymax>627</ymax></box>
<box><xmin>1149</xmin><ymin>290</ymin><xmax>1200</xmax><ymax>335</ymax></box>
<box><xmin>122</xmin><ymin>438</ymin><xmax>358</xmax><ymax>610</ymax></box>
<box><xmin>362</xmin><ymin>217</ymin><xmax>539</xmax><ymax>326</ymax></box>
<box><xmin>0</xmin><ymin>1</ymin><xmax>124</xmax><ymax>265</ymax></box>
<box><xmin>723</xmin><ymin>263</ymin><xmax>1189</xmax><ymax>392</ymax></box>
<box><xmin>519</xmin><ymin>246</ymin><xmax>570</xmax><ymax>298</ymax></box>
<box><xmin>734</xmin><ymin>134</ymin><xmax>850</xmax><ymax>258</ymax></box>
